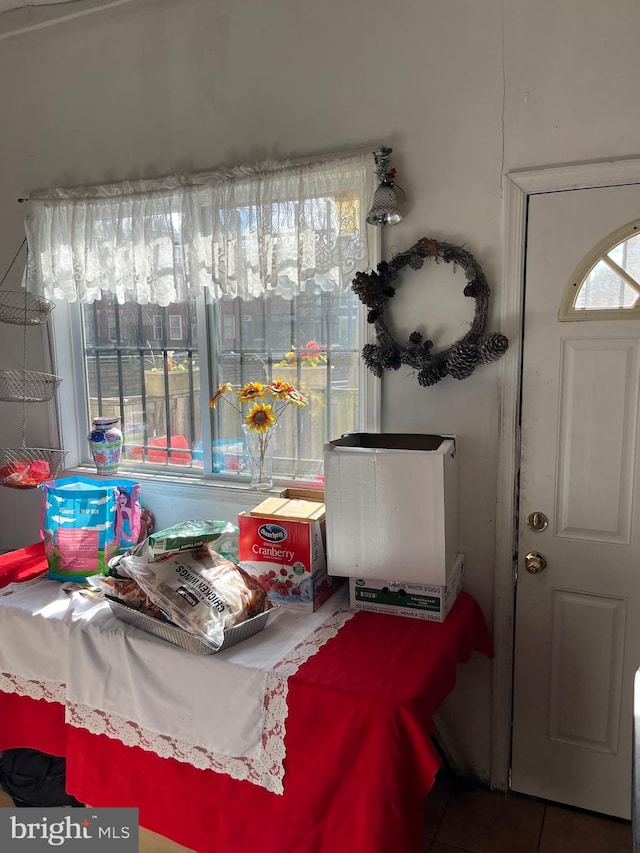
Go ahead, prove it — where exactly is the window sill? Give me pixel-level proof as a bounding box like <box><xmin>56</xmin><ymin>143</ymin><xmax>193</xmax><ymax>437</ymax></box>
<box><xmin>64</xmin><ymin>464</ymin><xmax>314</xmax><ymax>512</ymax></box>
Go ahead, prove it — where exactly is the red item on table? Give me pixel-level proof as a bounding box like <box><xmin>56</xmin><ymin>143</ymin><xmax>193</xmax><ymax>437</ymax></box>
<box><xmin>0</xmin><ymin>541</ymin><xmax>48</xmax><ymax>587</ymax></box>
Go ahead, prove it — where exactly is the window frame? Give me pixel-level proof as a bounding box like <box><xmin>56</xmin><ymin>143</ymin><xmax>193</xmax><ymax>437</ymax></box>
<box><xmin>50</xmin><ymin>229</ymin><xmax>380</xmax><ymax>493</ymax></box>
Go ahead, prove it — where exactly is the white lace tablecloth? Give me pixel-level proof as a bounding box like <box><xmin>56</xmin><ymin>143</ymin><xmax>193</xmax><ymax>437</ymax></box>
<box><xmin>0</xmin><ymin>577</ymin><xmax>353</xmax><ymax>793</ymax></box>
<box><xmin>0</xmin><ymin>576</ymin><xmax>97</xmax><ymax>702</ymax></box>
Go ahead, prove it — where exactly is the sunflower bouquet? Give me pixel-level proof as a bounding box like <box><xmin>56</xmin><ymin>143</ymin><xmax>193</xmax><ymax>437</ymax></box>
<box><xmin>209</xmin><ymin>380</ymin><xmax>308</xmax><ymax>489</ymax></box>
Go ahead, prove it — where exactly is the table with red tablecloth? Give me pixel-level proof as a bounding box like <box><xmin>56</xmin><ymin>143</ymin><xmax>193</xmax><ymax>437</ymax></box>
<box><xmin>0</xmin><ymin>544</ymin><xmax>493</xmax><ymax>853</ymax></box>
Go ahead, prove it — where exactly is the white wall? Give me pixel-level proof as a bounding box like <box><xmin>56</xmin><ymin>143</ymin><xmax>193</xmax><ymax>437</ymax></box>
<box><xmin>0</xmin><ymin>0</ymin><xmax>639</xmax><ymax>783</ymax></box>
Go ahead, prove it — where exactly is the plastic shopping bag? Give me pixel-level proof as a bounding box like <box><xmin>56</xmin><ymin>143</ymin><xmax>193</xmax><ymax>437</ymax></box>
<box><xmin>40</xmin><ymin>476</ymin><xmax>141</xmax><ymax>582</ymax></box>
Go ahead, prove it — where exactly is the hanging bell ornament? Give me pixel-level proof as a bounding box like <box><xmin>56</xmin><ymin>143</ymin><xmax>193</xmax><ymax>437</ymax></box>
<box><xmin>366</xmin><ymin>146</ymin><xmax>403</xmax><ymax>227</ymax></box>
<box><xmin>367</xmin><ymin>182</ymin><xmax>403</xmax><ymax>226</ymax></box>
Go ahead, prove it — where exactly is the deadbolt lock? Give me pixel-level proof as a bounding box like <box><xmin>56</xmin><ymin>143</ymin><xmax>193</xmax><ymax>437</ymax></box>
<box><xmin>526</xmin><ymin>511</ymin><xmax>549</xmax><ymax>532</ymax></box>
<box><xmin>524</xmin><ymin>551</ymin><xmax>547</xmax><ymax>574</ymax></box>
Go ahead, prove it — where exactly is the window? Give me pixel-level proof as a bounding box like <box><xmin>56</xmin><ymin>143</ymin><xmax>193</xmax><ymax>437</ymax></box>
<box><xmin>81</xmin><ymin>298</ymin><xmax>201</xmax><ymax>468</ymax></box>
<box><xmin>209</xmin><ymin>291</ymin><xmax>364</xmax><ymax>480</ymax></box>
<box><xmin>169</xmin><ymin>314</ymin><xmax>183</xmax><ymax>341</ymax></box>
<box><xmin>27</xmin><ymin>152</ymin><xmax>380</xmax><ymax>487</ymax></box>
<box><xmin>560</xmin><ymin>219</ymin><xmax>640</xmax><ymax>320</ymax></box>
<box><xmin>107</xmin><ymin>310</ymin><xmax>117</xmax><ymax>341</ymax></box>
<box><xmin>152</xmin><ymin>315</ymin><xmax>163</xmax><ymax>340</ymax></box>
<box><xmin>222</xmin><ymin>313</ymin><xmax>236</xmax><ymax>342</ymax></box>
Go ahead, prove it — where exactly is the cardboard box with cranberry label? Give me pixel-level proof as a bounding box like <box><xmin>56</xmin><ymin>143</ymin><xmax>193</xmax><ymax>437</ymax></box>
<box><xmin>238</xmin><ymin>489</ymin><xmax>343</xmax><ymax>612</ymax></box>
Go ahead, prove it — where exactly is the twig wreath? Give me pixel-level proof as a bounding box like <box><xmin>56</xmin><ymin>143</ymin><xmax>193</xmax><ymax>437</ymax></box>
<box><xmin>352</xmin><ymin>237</ymin><xmax>509</xmax><ymax>387</ymax></box>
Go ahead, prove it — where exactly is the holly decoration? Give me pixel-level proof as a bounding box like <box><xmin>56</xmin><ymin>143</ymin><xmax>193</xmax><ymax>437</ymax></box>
<box><xmin>373</xmin><ymin>146</ymin><xmax>397</xmax><ymax>186</ymax></box>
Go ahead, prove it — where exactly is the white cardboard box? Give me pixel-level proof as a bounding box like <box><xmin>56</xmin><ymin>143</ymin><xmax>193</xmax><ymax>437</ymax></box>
<box><xmin>349</xmin><ymin>553</ymin><xmax>464</xmax><ymax>623</ymax></box>
<box><xmin>324</xmin><ymin>433</ymin><xmax>458</xmax><ymax>584</ymax></box>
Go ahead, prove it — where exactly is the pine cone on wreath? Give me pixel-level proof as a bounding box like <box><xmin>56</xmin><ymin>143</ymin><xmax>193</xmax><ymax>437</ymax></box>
<box><xmin>417</xmin><ymin>361</ymin><xmax>448</xmax><ymax>387</ymax></box>
<box><xmin>406</xmin><ymin>331</ymin><xmax>425</xmax><ymax>357</ymax></box>
<box><xmin>478</xmin><ymin>333</ymin><xmax>509</xmax><ymax>363</ymax></box>
<box><xmin>361</xmin><ymin>343</ymin><xmax>384</xmax><ymax>377</ymax></box>
<box><xmin>381</xmin><ymin>346</ymin><xmax>403</xmax><ymax>371</ymax></box>
<box><xmin>352</xmin><ymin>271</ymin><xmax>386</xmax><ymax>309</ymax></box>
<box><xmin>445</xmin><ymin>342</ymin><xmax>479</xmax><ymax>380</ymax></box>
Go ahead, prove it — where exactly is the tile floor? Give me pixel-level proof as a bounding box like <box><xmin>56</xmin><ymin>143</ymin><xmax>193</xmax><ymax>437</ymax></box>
<box><xmin>1</xmin><ymin>774</ymin><xmax>633</xmax><ymax>852</ymax></box>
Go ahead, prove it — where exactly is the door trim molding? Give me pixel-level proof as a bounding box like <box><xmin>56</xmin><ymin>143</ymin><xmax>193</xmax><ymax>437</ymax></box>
<box><xmin>492</xmin><ymin>156</ymin><xmax>640</xmax><ymax>791</ymax></box>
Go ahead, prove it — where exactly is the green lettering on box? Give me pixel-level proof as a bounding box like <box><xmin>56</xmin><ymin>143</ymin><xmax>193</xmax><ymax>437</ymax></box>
<box><xmin>354</xmin><ymin>587</ymin><xmax>442</xmax><ymax>611</ymax></box>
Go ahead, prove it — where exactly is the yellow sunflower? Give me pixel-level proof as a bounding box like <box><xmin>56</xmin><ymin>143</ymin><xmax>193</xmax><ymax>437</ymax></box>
<box><xmin>208</xmin><ymin>382</ymin><xmax>233</xmax><ymax>408</ymax></box>
<box><xmin>238</xmin><ymin>382</ymin><xmax>264</xmax><ymax>403</ymax></box>
<box><xmin>285</xmin><ymin>387</ymin><xmax>308</xmax><ymax>408</ymax></box>
<box><xmin>245</xmin><ymin>403</ymin><xmax>276</xmax><ymax>433</ymax></box>
<box><xmin>267</xmin><ymin>379</ymin><xmax>294</xmax><ymax>400</ymax></box>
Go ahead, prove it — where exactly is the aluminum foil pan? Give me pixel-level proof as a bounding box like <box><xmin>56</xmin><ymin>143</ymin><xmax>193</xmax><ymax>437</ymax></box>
<box><xmin>105</xmin><ymin>597</ymin><xmax>273</xmax><ymax>654</ymax></box>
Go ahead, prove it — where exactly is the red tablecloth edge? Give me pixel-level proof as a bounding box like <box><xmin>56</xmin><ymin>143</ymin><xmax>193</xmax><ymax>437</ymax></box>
<box><xmin>0</xmin><ymin>692</ymin><xmax>66</xmax><ymax>757</ymax></box>
<box><xmin>0</xmin><ymin>542</ymin><xmax>47</xmax><ymax>588</ymax></box>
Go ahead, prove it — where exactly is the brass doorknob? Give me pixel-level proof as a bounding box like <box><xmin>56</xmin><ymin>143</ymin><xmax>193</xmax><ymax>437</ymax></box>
<box><xmin>524</xmin><ymin>551</ymin><xmax>547</xmax><ymax>574</ymax></box>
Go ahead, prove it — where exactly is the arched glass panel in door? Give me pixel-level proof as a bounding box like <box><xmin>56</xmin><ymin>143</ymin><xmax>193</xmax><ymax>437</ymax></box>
<box><xmin>559</xmin><ymin>219</ymin><xmax>640</xmax><ymax>320</ymax></box>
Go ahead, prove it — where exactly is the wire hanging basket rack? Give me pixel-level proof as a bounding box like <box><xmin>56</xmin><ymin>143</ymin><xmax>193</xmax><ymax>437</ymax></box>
<box><xmin>0</xmin><ymin>290</ymin><xmax>54</xmax><ymax>326</ymax></box>
<box><xmin>0</xmin><ymin>258</ymin><xmax>66</xmax><ymax>489</ymax></box>
<box><xmin>0</xmin><ymin>447</ymin><xmax>67</xmax><ymax>489</ymax></box>
<box><xmin>0</xmin><ymin>369</ymin><xmax>62</xmax><ymax>403</ymax></box>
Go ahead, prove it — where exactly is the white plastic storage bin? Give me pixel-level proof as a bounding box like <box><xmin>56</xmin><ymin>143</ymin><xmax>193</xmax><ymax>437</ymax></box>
<box><xmin>323</xmin><ymin>433</ymin><xmax>458</xmax><ymax>584</ymax></box>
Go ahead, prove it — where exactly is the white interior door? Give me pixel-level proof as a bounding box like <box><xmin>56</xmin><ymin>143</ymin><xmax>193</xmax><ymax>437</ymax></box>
<box><xmin>511</xmin><ymin>182</ymin><xmax>640</xmax><ymax>819</ymax></box>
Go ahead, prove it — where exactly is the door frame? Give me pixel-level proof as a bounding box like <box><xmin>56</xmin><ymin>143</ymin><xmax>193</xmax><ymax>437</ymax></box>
<box><xmin>492</xmin><ymin>156</ymin><xmax>640</xmax><ymax>792</ymax></box>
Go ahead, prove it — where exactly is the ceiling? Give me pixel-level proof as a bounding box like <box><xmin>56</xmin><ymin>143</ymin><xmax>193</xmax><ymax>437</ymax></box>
<box><xmin>0</xmin><ymin>0</ymin><xmax>79</xmax><ymax>12</ymax></box>
<box><xmin>0</xmin><ymin>0</ymin><xmax>133</xmax><ymax>37</ymax></box>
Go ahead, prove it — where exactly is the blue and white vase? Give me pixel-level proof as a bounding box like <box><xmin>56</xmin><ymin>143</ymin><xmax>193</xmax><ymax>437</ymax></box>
<box><xmin>88</xmin><ymin>416</ymin><xmax>123</xmax><ymax>476</ymax></box>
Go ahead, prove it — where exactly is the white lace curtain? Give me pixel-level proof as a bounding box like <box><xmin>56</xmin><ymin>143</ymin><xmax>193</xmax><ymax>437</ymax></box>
<box><xmin>23</xmin><ymin>152</ymin><xmax>375</xmax><ymax>306</ymax></box>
